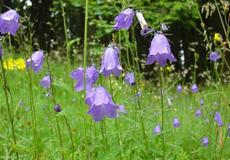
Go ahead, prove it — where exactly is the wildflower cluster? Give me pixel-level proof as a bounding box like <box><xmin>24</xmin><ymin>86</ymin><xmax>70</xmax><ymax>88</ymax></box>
<box><xmin>3</xmin><ymin>57</ymin><xmax>26</xmax><ymax>70</ymax></box>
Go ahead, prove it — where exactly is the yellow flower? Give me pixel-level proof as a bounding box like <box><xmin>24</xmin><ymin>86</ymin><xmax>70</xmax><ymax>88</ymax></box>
<box><xmin>15</xmin><ymin>58</ymin><xmax>26</xmax><ymax>70</ymax></box>
<box><xmin>213</xmin><ymin>33</ymin><xmax>222</xmax><ymax>43</ymax></box>
<box><xmin>3</xmin><ymin>58</ymin><xmax>15</xmax><ymax>70</ymax></box>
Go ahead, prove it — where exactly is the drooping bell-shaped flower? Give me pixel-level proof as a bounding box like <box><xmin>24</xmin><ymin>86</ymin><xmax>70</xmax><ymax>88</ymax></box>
<box><xmin>202</xmin><ymin>137</ymin><xmax>209</xmax><ymax>147</ymax></box>
<box><xmin>195</xmin><ymin>109</ymin><xmax>202</xmax><ymax>117</ymax></box>
<box><xmin>85</xmin><ymin>86</ymin><xmax>125</xmax><ymax>122</ymax></box>
<box><xmin>71</xmin><ymin>66</ymin><xmax>99</xmax><ymax>92</ymax></box>
<box><xmin>160</xmin><ymin>23</ymin><xmax>168</xmax><ymax>32</ymax></box>
<box><xmin>26</xmin><ymin>50</ymin><xmax>44</xmax><ymax>73</ymax></box>
<box><xmin>54</xmin><ymin>104</ymin><xmax>61</xmax><ymax>112</ymax></box>
<box><xmin>125</xmin><ymin>72</ymin><xmax>135</xmax><ymax>86</ymax></box>
<box><xmin>177</xmin><ymin>84</ymin><xmax>182</xmax><ymax>93</ymax></box>
<box><xmin>173</xmin><ymin>118</ymin><xmax>180</xmax><ymax>128</ymax></box>
<box><xmin>153</xmin><ymin>124</ymin><xmax>161</xmax><ymax>134</ymax></box>
<box><xmin>113</xmin><ymin>8</ymin><xmax>135</xmax><ymax>31</ymax></box>
<box><xmin>214</xmin><ymin>112</ymin><xmax>223</xmax><ymax>127</ymax></box>
<box><xmin>146</xmin><ymin>33</ymin><xmax>176</xmax><ymax>66</ymax></box>
<box><xmin>200</xmin><ymin>99</ymin><xmax>204</xmax><ymax>106</ymax></box>
<box><xmin>191</xmin><ymin>84</ymin><xmax>198</xmax><ymax>93</ymax></box>
<box><xmin>0</xmin><ymin>10</ymin><xmax>20</xmax><ymax>36</ymax></box>
<box><xmin>40</xmin><ymin>75</ymin><xmax>51</xmax><ymax>89</ymax></box>
<box><xmin>99</xmin><ymin>44</ymin><xmax>123</xmax><ymax>77</ymax></box>
<box><xmin>209</xmin><ymin>51</ymin><xmax>220</xmax><ymax>62</ymax></box>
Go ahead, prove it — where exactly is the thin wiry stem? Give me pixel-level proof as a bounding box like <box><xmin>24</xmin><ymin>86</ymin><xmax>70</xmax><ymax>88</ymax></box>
<box><xmin>160</xmin><ymin>68</ymin><xmax>166</xmax><ymax>160</ymax></box>
<box><xmin>60</xmin><ymin>0</ymin><xmax>70</xmax><ymax>65</ymax></box>
<box><xmin>134</xmin><ymin>83</ymin><xmax>149</xmax><ymax>156</ymax></box>
<box><xmin>0</xmin><ymin>58</ymin><xmax>19</xmax><ymax>160</ymax></box>
<box><xmin>46</xmin><ymin>56</ymin><xmax>64</xmax><ymax>159</ymax></box>
<box><xmin>83</xmin><ymin>0</ymin><xmax>90</xmax><ymax>158</ymax></box>
<box><xmin>109</xmin><ymin>76</ymin><xmax>123</xmax><ymax>160</ymax></box>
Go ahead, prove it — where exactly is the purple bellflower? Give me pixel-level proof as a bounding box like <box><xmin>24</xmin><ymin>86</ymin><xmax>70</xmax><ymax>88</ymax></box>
<box><xmin>113</xmin><ymin>8</ymin><xmax>135</xmax><ymax>31</ymax></box>
<box><xmin>99</xmin><ymin>44</ymin><xmax>123</xmax><ymax>77</ymax></box>
<box><xmin>86</xmin><ymin>86</ymin><xmax>125</xmax><ymax>122</ymax></box>
<box><xmin>200</xmin><ymin>99</ymin><xmax>204</xmax><ymax>106</ymax></box>
<box><xmin>125</xmin><ymin>72</ymin><xmax>135</xmax><ymax>86</ymax></box>
<box><xmin>209</xmin><ymin>51</ymin><xmax>220</xmax><ymax>62</ymax></box>
<box><xmin>54</xmin><ymin>104</ymin><xmax>61</xmax><ymax>112</ymax></box>
<box><xmin>146</xmin><ymin>33</ymin><xmax>176</xmax><ymax>66</ymax></box>
<box><xmin>214</xmin><ymin>112</ymin><xmax>223</xmax><ymax>127</ymax></box>
<box><xmin>177</xmin><ymin>84</ymin><xmax>182</xmax><ymax>93</ymax></box>
<box><xmin>153</xmin><ymin>125</ymin><xmax>161</xmax><ymax>134</ymax></box>
<box><xmin>195</xmin><ymin>109</ymin><xmax>202</xmax><ymax>117</ymax></box>
<box><xmin>71</xmin><ymin>66</ymin><xmax>99</xmax><ymax>92</ymax></box>
<box><xmin>0</xmin><ymin>10</ymin><xmax>20</xmax><ymax>36</ymax></box>
<box><xmin>173</xmin><ymin>118</ymin><xmax>180</xmax><ymax>128</ymax></box>
<box><xmin>191</xmin><ymin>84</ymin><xmax>198</xmax><ymax>93</ymax></box>
<box><xmin>40</xmin><ymin>75</ymin><xmax>51</xmax><ymax>89</ymax></box>
<box><xmin>202</xmin><ymin>137</ymin><xmax>209</xmax><ymax>147</ymax></box>
<box><xmin>26</xmin><ymin>50</ymin><xmax>44</xmax><ymax>73</ymax></box>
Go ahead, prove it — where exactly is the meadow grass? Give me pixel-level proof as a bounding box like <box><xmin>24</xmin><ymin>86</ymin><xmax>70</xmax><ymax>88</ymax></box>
<box><xmin>0</xmin><ymin>61</ymin><xmax>230</xmax><ymax>159</ymax></box>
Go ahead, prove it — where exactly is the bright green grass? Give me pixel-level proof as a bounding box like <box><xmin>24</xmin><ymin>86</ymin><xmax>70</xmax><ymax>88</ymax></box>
<box><xmin>0</xmin><ymin>62</ymin><xmax>230</xmax><ymax>160</ymax></box>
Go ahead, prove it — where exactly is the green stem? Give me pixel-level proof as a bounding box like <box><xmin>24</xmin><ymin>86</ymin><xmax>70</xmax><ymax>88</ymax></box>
<box><xmin>109</xmin><ymin>76</ymin><xmax>123</xmax><ymax>160</ymax></box>
<box><xmin>0</xmin><ymin>59</ymin><xmax>19</xmax><ymax>160</ymax></box>
<box><xmin>60</xmin><ymin>0</ymin><xmax>70</xmax><ymax>65</ymax></box>
<box><xmin>134</xmin><ymin>84</ymin><xmax>149</xmax><ymax>155</ymax></box>
<box><xmin>46</xmin><ymin>56</ymin><xmax>65</xmax><ymax>159</ymax></box>
<box><xmin>83</xmin><ymin>0</ymin><xmax>90</xmax><ymax>158</ymax></box>
<box><xmin>160</xmin><ymin>68</ymin><xmax>166</xmax><ymax>160</ymax></box>
<box><xmin>64</xmin><ymin>116</ymin><xmax>75</xmax><ymax>159</ymax></box>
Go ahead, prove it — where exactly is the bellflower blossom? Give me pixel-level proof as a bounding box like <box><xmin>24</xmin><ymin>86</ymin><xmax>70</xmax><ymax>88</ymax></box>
<box><xmin>195</xmin><ymin>109</ymin><xmax>202</xmax><ymax>117</ymax></box>
<box><xmin>177</xmin><ymin>84</ymin><xmax>182</xmax><ymax>93</ymax></box>
<box><xmin>191</xmin><ymin>84</ymin><xmax>198</xmax><ymax>93</ymax></box>
<box><xmin>26</xmin><ymin>50</ymin><xmax>44</xmax><ymax>73</ymax></box>
<box><xmin>153</xmin><ymin>125</ymin><xmax>161</xmax><ymax>134</ymax></box>
<box><xmin>209</xmin><ymin>51</ymin><xmax>220</xmax><ymax>62</ymax></box>
<box><xmin>173</xmin><ymin>118</ymin><xmax>180</xmax><ymax>128</ymax></box>
<box><xmin>71</xmin><ymin>66</ymin><xmax>99</xmax><ymax>92</ymax></box>
<box><xmin>99</xmin><ymin>44</ymin><xmax>123</xmax><ymax>77</ymax></box>
<box><xmin>214</xmin><ymin>112</ymin><xmax>223</xmax><ymax>127</ymax></box>
<box><xmin>202</xmin><ymin>137</ymin><xmax>209</xmax><ymax>147</ymax></box>
<box><xmin>54</xmin><ymin>104</ymin><xmax>61</xmax><ymax>112</ymax></box>
<box><xmin>0</xmin><ymin>10</ymin><xmax>20</xmax><ymax>36</ymax></box>
<box><xmin>86</xmin><ymin>86</ymin><xmax>125</xmax><ymax>122</ymax></box>
<box><xmin>146</xmin><ymin>33</ymin><xmax>176</xmax><ymax>66</ymax></box>
<box><xmin>125</xmin><ymin>72</ymin><xmax>135</xmax><ymax>85</ymax></box>
<box><xmin>40</xmin><ymin>75</ymin><xmax>51</xmax><ymax>89</ymax></box>
<box><xmin>160</xmin><ymin>23</ymin><xmax>168</xmax><ymax>32</ymax></box>
<box><xmin>200</xmin><ymin>99</ymin><xmax>204</xmax><ymax>106</ymax></box>
<box><xmin>113</xmin><ymin>8</ymin><xmax>135</xmax><ymax>30</ymax></box>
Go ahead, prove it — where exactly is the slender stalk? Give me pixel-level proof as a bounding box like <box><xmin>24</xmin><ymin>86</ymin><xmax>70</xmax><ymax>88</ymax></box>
<box><xmin>23</xmin><ymin>23</ymin><xmax>38</xmax><ymax>158</ymax></box>
<box><xmin>83</xmin><ymin>0</ymin><xmax>90</xmax><ymax>158</ymax></box>
<box><xmin>159</xmin><ymin>68</ymin><xmax>166</xmax><ymax>160</ymax></box>
<box><xmin>134</xmin><ymin>84</ymin><xmax>149</xmax><ymax>156</ymax></box>
<box><xmin>60</xmin><ymin>0</ymin><xmax>70</xmax><ymax>64</ymax></box>
<box><xmin>109</xmin><ymin>76</ymin><xmax>123</xmax><ymax>160</ymax></box>
<box><xmin>46</xmin><ymin>55</ymin><xmax>76</xmax><ymax>159</ymax></box>
<box><xmin>214</xmin><ymin>0</ymin><xmax>229</xmax><ymax>44</ymax></box>
<box><xmin>100</xmin><ymin>121</ymin><xmax>108</xmax><ymax>149</ymax></box>
<box><xmin>219</xmin><ymin>129</ymin><xmax>229</xmax><ymax>159</ymax></box>
<box><xmin>0</xmin><ymin>59</ymin><xmax>19</xmax><ymax>160</ymax></box>
<box><xmin>64</xmin><ymin>116</ymin><xmax>75</xmax><ymax>159</ymax></box>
